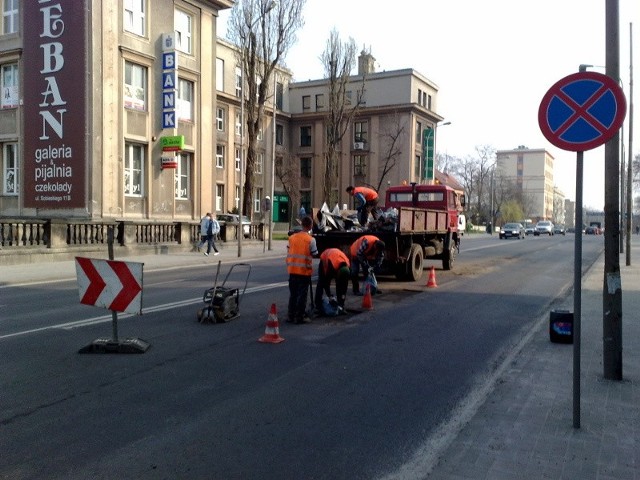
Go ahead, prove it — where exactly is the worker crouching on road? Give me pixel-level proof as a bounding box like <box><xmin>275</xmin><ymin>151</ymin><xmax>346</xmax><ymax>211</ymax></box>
<box><xmin>315</xmin><ymin>248</ymin><xmax>351</xmax><ymax>313</ymax></box>
<box><xmin>346</xmin><ymin>185</ymin><xmax>379</xmax><ymax>227</ymax></box>
<box><xmin>350</xmin><ymin>235</ymin><xmax>385</xmax><ymax>295</ymax></box>
<box><xmin>286</xmin><ymin>216</ymin><xmax>319</xmax><ymax>324</ymax></box>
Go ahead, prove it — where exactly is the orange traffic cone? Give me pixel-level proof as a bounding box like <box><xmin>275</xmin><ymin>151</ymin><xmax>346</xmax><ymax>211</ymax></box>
<box><xmin>426</xmin><ymin>266</ymin><xmax>438</xmax><ymax>288</ymax></box>
<box><xmin>362</xmin><ymin>283</ymin><xmax>373</xmax><ymax>310</ymax></box>
<box><xmin>258</xmin><ymin>304</ymin><xmax>285</xmax><ymax>344</ymax></box>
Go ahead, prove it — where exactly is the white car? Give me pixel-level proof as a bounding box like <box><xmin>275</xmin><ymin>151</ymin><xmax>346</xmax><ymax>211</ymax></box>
<box><xmin>218</xmin><ymin>214</ymin><xmax>251</xmax><ymax>238</ymax></box>
<box><xmin>534</xmin><ymin>220</ymin><xmax>554</xmax><ymax>236</ymax></box>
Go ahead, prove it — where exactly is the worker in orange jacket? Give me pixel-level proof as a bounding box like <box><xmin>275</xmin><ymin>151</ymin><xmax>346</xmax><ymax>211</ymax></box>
<box><xmin>286</xmin><ymin>216</ymin><xmax>319</xmax><ymax>324</ymax></box>
<box><xmin>346</xmin><ymin>185</ymin><xmax>379</xmax><ymax>227</ymax></box>
<box><xmin>315</xmin><ymin>248</ymin><xmax>351</xmax><ymax>313</ymax></box>
<box><xmin>349</xmin><ymin>235</ymin><xmax>385</xmax><ymax>295</ymax></box>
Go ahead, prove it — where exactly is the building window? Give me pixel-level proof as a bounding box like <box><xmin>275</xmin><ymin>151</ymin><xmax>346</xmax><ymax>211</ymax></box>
<box><xmin>415</xmin><ymin>154</ymin><xmax>421</xmax><ymax>179</ymax></box>
<box><xmin>235</xmin><ymin>112</ymin><xmax>242</xmax><ymax>136</ymax></box>
<box><xmin>354</xmin><ymin>121</ymin><xmax>368</xmax><ymax>143</ymax></box>
<box><xmin>257</xmin><ymin>122</ymin><xmax>263</xmax><ymax>141</ymax></box>
<box><xmin>235</xmin><ymin>185</ymin><xmax>240</xmax><ymax>210</ymax></box>
<box><xmin>216</xmin><ymin>184</ymin><xmax>224</xmax><ymax>212</ymax></box>
<box><xmin>415</xmin><ymin>121</ymin><xmax>422</xmax><ymax>143</ymax></box>
<box><xmin>1</xmin><ymin>63</ymin><xmax>18</xmax><ymax>108</ymax></box>
<box><xmin>235</xmin><ymin>148</ymin><xmax>241</xmax><ymax>170</ymax></box>
<box><xmin>216</xmin><ymin>107</ymin><xmax>225</xmax><ymax>132</ymax></box>
<box><xmin>215</xmin><ymin>58</ymin><xmax>224</xmax><ymax>91</ymax></box>
<box><xmin>124</xmin><ymin>0</ymin><xmax>145</xmax><ymax>36</ymax></box>
<box><xmin>256</xmin><ymin>152</ymin><xmax>263</xmax><ymax>174</ymax></box>
<box><xmin>177</xmin><ymin>78</ymin><xmax>193</xmax><ymax>121</ymax></box>
<box><xmin>216</xmin><ymin>145</ymin><xmax>224</xmax><ymax>168</ymax></box>
<box><xmin>254</xmin><ymin>188</ymin><xmax>263</xmax><ymax>213</ymax></box>
<box><xmin>302</xmin><ymin>95</ymin><xmax>310</xmax><ymax>110</ymax></box>
<box><xmin>174</xmin><ymin>9</ymin><xmax>192</xmax><ymax>54</ymax></box>
<box><xmin>417</xmin><ymin>88</ymin><xmax>423</xmax><ymax>105</ymax></box>
<box><xmin>276</xmin><ymin>124</ymin><xmax>284</xmax><ymax>145</ymax></box>
<box><xmin>175</xmin><ymin>152</ymin><xmax>190</xmax><ymax>199</ymax></box>
<box><xmin>345</xmin><ymin>91</ymin><xmax>352</xmax><ymax>106</ymax></box>
<box><xmin>235</xmin><ymin>66</ymin><xmax>242</xmax><ymax>98</ymax></box>
<box><xmin>427</xmin><ymin>94</ymin><xmax>432</xmax><ymax>110</ymax></box>
<box><xmin>124</xmin><ymin>61</ymin><xmax>146</xmax><ymax>111</ymax></box>
<box><xmin>124</xmin><ymin>143</ymin><xmax>144</xmax><ymax>196</ymax></box>
<box><xmin>2</xmin><ymin>142</ymin><xmax>17</xmax><ymax>195</ymax></box>
<box><xmin>316</xmin><ymin>94</ymin><xmax>324</xmax><ymax>110</ymax></box>
<box><xmin>300</xmin><ymin>126</ymin><xmax>311</xmax><ymax>147</ymax></box>
<box><xmin>2</xmin><ymin>0</ymin><xmax>18</xmax><ymax>35</ymax></box>
<box><xmin>300</xmin><ymin>157</ymin><xmax>311</xmax><ymax>178</ymax></box>
<box><xmin>354</xmin><ymin>155</ymin><xmax>366</xmax><ymax>176</ymax></box>
<box><xmin>276</xmin><ymin>82</ymin><xmax>284</xmax><ymax>110</ymax></box>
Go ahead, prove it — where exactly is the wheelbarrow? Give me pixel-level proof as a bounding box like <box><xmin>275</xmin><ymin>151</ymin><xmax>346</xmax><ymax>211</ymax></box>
<box><xmin>197</xmin><ymin>261</ymin><xmax>251</xmax><ymax>324</ymax></box>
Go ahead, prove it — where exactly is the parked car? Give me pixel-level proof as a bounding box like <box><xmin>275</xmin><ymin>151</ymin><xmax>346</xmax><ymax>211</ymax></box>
<box><xmin>499</xmin><ymin>223</ymin><xmax>525</xmax><ymax>239</ymax></box>
<box><xmin>534</xmin><ymin>220</ymin><xmax>554</xmax><ymax>236</ymax></box>
<box><xmin>524</xmin><ymin>225</ymin><xmax>536</xmax><ymax>235</ymax></box>
<box><xmin>553</xmin><ymin>224</ymin><xmax>566</xmax><ymax>235</ymax></box>
<box><xmin>585</xmin><ymin>226</ymin><xmax>599</xmax><ymax>235</ymax></box>
<box><xmin>218</xmin><ymin>214</ymin><xmax>251</xmax><ymax>238</ymax></box>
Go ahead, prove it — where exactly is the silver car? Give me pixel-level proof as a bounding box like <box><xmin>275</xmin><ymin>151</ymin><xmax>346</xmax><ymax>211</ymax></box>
<box><xmin>534</xmin><ymin>220</ymin><xmax>554</xmax><ymax>236</ymax></box>
<box><xmin>218</xmin><ymin>214</ymin><xmax>251</xmax><ymax>238</ymax></box>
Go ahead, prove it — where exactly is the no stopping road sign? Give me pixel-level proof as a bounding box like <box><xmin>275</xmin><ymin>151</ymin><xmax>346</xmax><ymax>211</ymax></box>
<box><xmin>538</xmin><ymin>71</ymin><xmax>626</xmax><ymax>152</ymax></box>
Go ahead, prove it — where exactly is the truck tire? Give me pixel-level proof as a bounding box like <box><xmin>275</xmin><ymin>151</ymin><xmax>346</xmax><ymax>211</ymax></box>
<box><xmin>408</xmin><ymin>244</ymin><xmax>424</xmax><ymax>281</ymax></box>
<box><xmin>442</xmin><ymin>242</ymin><xmax>455</xmax><ymax>271</ymax></box>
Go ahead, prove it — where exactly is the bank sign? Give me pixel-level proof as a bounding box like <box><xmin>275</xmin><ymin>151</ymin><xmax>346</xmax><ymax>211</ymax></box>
<box><xmin>23</xmin><ymin>0</ymin><xmax>86</xmax><ymax>209</ymax></box>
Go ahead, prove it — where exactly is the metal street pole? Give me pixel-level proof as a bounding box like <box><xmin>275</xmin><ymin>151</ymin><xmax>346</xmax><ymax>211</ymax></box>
<box><xmin>626</xmin><ymin>22</ymin><xmax>634</xmax><ymax>266</ymax></box>
<box><xmin>603</xmin><ymin>0</ymin><xmax>622</xmax><ymax>381</ymax></box>
<box><xmin>269</xmin><ymin>71</ymin><xmax>277</xmax><ymax>251</ymax></box>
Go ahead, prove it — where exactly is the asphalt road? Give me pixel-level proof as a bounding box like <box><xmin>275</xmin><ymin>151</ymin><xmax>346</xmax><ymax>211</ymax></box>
<box><xmin>0</xmin><ymin>234</ymin><xmax>604</xmax><ymax>480</ymax></box>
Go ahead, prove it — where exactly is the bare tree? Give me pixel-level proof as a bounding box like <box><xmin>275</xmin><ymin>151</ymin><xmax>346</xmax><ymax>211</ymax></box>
<box><xmin>227</xmin><ymin>0</ymin><xmax>306</xmax><ymax>217</ymax></box>
<box><xmin>320</xmin><ymin>29</ymin><xmax>365</xmax><ymax>204</ymax></box>
<box><xmin>448</xmin><ymin>145</ymin><xmax>496</xmax><ymax>225</ymax></box>
<box><xmin>375</xmin><ymin>113</ymin><xmax>407</xmax><ymax>192</ymax></box>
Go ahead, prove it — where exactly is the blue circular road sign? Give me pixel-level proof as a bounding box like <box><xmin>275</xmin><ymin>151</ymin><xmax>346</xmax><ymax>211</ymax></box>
<box><xmin>538</xmin><ymin>71</ymin><xmax>626</xmax><ymax>152</ymax></box>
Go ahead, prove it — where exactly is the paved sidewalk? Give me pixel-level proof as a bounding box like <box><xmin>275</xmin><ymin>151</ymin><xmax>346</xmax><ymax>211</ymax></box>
<box><xmin>424</xmin><ymin>238</ymin><xmax>640</xmax><ymax>480</ymax></box>
<box><xmin>0</xmin><ymin>240</ymin><xmax>290</xmax><ymax>286</ymax></box>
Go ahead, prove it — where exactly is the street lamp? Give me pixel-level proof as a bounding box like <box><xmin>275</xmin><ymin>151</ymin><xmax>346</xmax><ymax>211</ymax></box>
<box><xmin>238</xmin><ymin>0</ymin><xmax>277</xmax><ymax>258</ymax></box>
<box><xmin>434</xmin><ymin>120</ymin><xmax>451</xmax><ymax>175</ymax></box>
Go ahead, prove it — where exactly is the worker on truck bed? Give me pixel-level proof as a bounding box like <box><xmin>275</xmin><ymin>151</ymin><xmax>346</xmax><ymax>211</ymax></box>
<box><xmin>315</xmin><ymin>248</ymin><xmax>351</xmax><ymax>313</ymax></box>
<box><xmin>346</xmin><ymin>185</ymin><xmax>379</xmax><ymax>227</ymax></box>
<box><xmin>350</xmin><ymin>235</ymin><xmax>385</xmax><ymax>295</ymax></box>
<box><xmin>286</xmin><ymin>216</ymin><xmax>319</xmax><ymax>324</ymax></box>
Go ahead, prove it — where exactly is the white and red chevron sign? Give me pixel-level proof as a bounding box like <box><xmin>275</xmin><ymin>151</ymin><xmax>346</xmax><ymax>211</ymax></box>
<box><xmin>75</xmin><ymin>257</ymin><xmax>144</xmax><ymax>314</ymax></box>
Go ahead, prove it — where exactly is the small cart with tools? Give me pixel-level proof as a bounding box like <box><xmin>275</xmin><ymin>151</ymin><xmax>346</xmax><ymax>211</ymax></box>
<box><xmin>197</xmin><ymin>261</ymin><xmax>251</xmax><ymax>324</ymax></box>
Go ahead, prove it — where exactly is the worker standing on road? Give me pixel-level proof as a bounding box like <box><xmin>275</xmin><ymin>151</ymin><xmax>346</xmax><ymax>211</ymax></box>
<box><xmin>315</xmin><ymin>248</ymin><xmax>351</xmax><ymax>313</ymax></box>
<box><xmin>349</xmin><ymin>235</ymin><xmax>385</xmax><ymax>295</ymax></box>
<box><xmin>346</xmin><ymin>185</ymin><xmax>379</xmax><ymax>227</ymax></box>
<box><xmin>286</xmin><ymin>216</ymin><xmax>319</xmax><ymax>324</ymax></box>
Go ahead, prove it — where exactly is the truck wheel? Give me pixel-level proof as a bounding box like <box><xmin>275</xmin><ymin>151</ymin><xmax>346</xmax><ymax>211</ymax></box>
<box><xmin>442</xmin><ymin>243</ymin><xmax>455</xmax><ymax>271</ymax></box>
<box><xmin>408</xmin><ymin>244</ymin><xmax>424</xmax><ymax>281</ymax></box>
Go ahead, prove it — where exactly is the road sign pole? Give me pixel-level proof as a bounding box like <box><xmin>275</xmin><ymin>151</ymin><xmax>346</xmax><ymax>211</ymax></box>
<box><xmin>573</xmin><ymin>150</ymin><xmax>584</xmax><ymax>429</ymax></box>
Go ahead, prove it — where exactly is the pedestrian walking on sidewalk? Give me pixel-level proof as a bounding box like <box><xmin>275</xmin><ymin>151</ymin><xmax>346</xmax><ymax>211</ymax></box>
<box><xmin>197</xmin><ymin>212</ymin><xmax>220</xmax><ymax>256</ymax></box>
<box><xmin>286</xmin><ymin>216</ymin><xmax>318</xmax><ymax>324</ymax></box>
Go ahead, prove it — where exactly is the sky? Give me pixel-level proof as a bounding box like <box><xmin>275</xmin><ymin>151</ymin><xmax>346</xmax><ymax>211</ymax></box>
<box><xmin>219</xmin><ymin>0</ymin><xmax>640</xmax><ymax>210</ymax></box>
